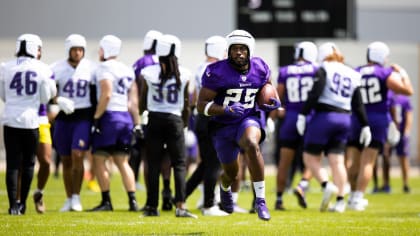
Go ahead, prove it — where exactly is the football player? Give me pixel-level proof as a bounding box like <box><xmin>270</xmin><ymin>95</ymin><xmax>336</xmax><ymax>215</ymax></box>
<box><xmin>89</xmin><ymin>35</ymin><xmax>140</xmax><ymax>212</ymax></box>
<box><xmin>51</xmin><ymin>34</ymin><xmax>96</xmax><ymax>212</ymax></box>
<box><xmin>346</xmin><ymin>42</ymin><xmax>413</xmax><ymax>211</ymax></box>
<box><xmin>197</xmin><ymin>30</ymin><xmax>281</xmax><ymax>221</ymax></box>
<box><xmin>296</xmin><ymin>42</ymin><xmax>371</xmax><ymax>213</ymax></box>
<box><xmin>140</xmin><ymin>34</ymin><xmax>197</xmax><ymax>218</ymax></box>
<box><xmin>275</xmin><ymin>41</ymin><xmax>318</xmax><ymax>210</ymax></box>
<box><xmin>0</xmin><ymin>34</ymin><xmax>56</xmax><ymax>215</ymax></box>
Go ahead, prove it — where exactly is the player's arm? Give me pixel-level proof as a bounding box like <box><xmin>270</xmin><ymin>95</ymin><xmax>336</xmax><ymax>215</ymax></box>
<box><xmin>128</xmin><ymin>81</ymin><xmax>140</xmax><ymax>126</ymax></box>
<box><xmin>351</xmin><ymin>87</ymin><xmax>369</xmax><ymax>127</ymax></box>
<box><xmin>300</xmin><ymin>68</ymin><xmax>326</xmax><ymax>115</ymax></box>
<box><xmin>93</xmin><ymin>79</ymin><xmax>112</xmax><ymax>119</ymax></box>
<box><xmin>404</xmin><ymin>109</ymin><xmax>413</xmax><ymax>137</ymax></box>
<box><xmin>182</xmin><ymin>81</ymin><xmax>191</xmax><ymax>127</ymax></box>
<box><xmin>387</xmin><ymin>64</ymin><xmax>413</xmax><ymax>96</ymax></box>
<box><xmin>138</xmin><ymin>75</ymin><xmax>148</xmax><ymax>114</ymax></box>
<box><xmin>196</xmin><ymin>87</ymin><xmax>222</xmax><ymax>116</ymax></box>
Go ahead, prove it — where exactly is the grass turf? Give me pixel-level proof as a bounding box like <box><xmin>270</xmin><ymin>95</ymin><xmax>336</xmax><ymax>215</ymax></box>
<box><xmin>0</xmin><ymin>169</ymin><xmax>419</xmax><ymax>235</ymax></box>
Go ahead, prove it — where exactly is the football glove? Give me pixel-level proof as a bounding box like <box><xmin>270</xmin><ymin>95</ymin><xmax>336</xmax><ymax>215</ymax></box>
<box><xmin>359</xmin><ymin>126</ymin><xmax>372</xmax><ymax>147</ymax></box>
<box><xmin>57</xmin><ymin>96</ymin><xmax>75</xmax><ymax>115</ymax></box>
<box><xmin>387</xmin><ymin>122</ymin><xmax>401</xmax><ymax>146</ymax></box>
<box><xmin>91</xmin><ymin>118</ymin><xmax>101</xmax><ymax>134</ymax></box>
<box><xmin>224</xmin><ymin>102</ymin><xmax>245</xmax><ymax>118</ymax></box>
<box><xmin>261</xmin><ymin>98</ymin><xmax>281</xmax><ymax>112</ymax></box>
<box><xmin>296</xmin><ymin>114</ymin><xmax>306</xmax><ymax>136</ymax></box>
<box><xmin>133</xmin><ymin>124</ymin><xmax>144</xmax><ymax>140</ymax></box>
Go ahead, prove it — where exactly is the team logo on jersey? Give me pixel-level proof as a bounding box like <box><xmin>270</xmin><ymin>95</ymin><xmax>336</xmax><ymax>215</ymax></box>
<box><xmin>78</xmin><ymin>139</ymin><xmax>85</xmax><ymax>148</ymax></box>
<box><xmin>241</xmin><ymin>75</ymin><xmax>247</xmax><ymax>81</ymax></box>
<box><xmin>205</xmin><ymin>70</ymin><xmax>211</xmax><ymax>77</ymax></box>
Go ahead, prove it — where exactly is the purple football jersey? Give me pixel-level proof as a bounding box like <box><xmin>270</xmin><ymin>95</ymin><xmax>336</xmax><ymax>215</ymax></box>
<box><xmin>392</xmin><ymin>94</ymin><xmax>412</xmax><ymax>132</ymax></box>
<box><xmin>132</xmin><ymin>54</ymin><xmax>157</xmax><ymax>77</ymax></box>
<box><xmin>201</xmin><ymin>57</ymin><xmax>270</xmax><ymax>125</ymax></box>
<box><xmin>277</xmin><ymin>61</ymin><xmax>318</xmax><ymax>112</ymax></box>
<box><xmin>356</xmin><ymin>64</ymin><xmax>393</xmax><ymax>113</ymax></box>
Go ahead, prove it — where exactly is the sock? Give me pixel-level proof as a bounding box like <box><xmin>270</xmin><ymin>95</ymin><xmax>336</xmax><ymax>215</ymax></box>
<box><xmin>102</xmin><ymin>191</ymin><xmax>111</xmax><ymax>203</ymax></box>
<box><xmin>354</xmin><ymin>191</ymin><xmax>364</xmax><ymax>200</ymax></box>
<box><xmin>232</xmin><ymin>192</ymin><xmax>239</xmax><ymax>204</ymax></box>
<box><xmin>336</xmin><ymin>196</ymin><xmax>344</xmax><ymax>202</ymax></box>
<box><xmin>220</xmin><ymin>184</ymin><xmax>231</xmax><ymax>192</ymax></box>
<box><xmin>127</xmin><ymin>192</ymin><xmax>136</xmax><ymax>202</ymax></box>
<box><xmin>276</xmin><ymin>192</ymin><xmax>283</xmax><ymax>202</ymax></box>
<box><xmin>163</xmin><ymin>179</ymin><xmax>170</xmax><ymax>190</ymax></box>
<box><xmin>299</xmin><ymin>179</ymin><xmax>309</xmax><ymax>189</ymax></box>
<box><xmin>321</xmin><ymin>181</ymin><xmax>328</xmax><ymax>189</ymax></box>
<box><xmin>253</xmin><ymin>181</ymin><xmax>265</xmax><ymax>199</ymax></box>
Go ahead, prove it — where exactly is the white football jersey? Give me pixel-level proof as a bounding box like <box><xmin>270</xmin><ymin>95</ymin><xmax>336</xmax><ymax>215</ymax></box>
<box><xmin>51</xmin><ymin>58</ymin><xmax>97</xmax><ymax>109</ymax></box>
<box><xmin>95</xmin><ymin>59</ymin><xmax>135</xmax><ymax>112</ymax></box>
<box><xmin>141</xmin><ymin>64</ymin><xmax>191</xmax><ymax>116</ymax></box>
<box><xmin>194</xmin><ymin>61</ymin><xmax>211</xmax><ymax>94</ymax></box>
<box><xmin>318</xmin><ymin>61</ymin><xmax>361</xmax><ymax>111</ymax></box>
<box><xmin>0</xmin><ymin>57</ymin><xmax>54</xmax><ymax>129</ymax></box>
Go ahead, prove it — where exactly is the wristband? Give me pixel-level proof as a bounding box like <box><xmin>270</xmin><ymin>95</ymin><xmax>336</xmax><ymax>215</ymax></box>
<box><xmin>204</xmin><ymin>101</ymin><xmax>214</xmax><ymax>116</ymax></box>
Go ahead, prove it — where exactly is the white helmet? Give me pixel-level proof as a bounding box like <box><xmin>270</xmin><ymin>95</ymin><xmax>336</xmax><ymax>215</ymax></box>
<box><xmin>226</xmin><ymin>29</ymin><xmax>255</xmax><ymax>57</ymax></box>
<box><xmin>318</xmin><ymin>42</ymin><xmax>340</xmax><ymax>62</ymax></box>
<box><xmin>15</xmin><ymin>33</ymin><xmax>42</xmax><ymax>58</ymax></box>
<box><xmin>205</xmin><ymin>36</ymin><xmax>227</xmax><ymax>60</ymax></box>
<box><xmin>367</xmin><ymin>41</ymin><xmax>389</xmax><ymax>65</ymax></box>
<box><xmin>65</xmin><ymin>34</ymin><xmax>86</xmax><ymax>56</ymax></box>
<box><xmin>100</xmin><ymin>35</ymin><xmax>121</xmax><ymax>59</ymax></box>
<box><xmin>294</xmin><ymin>41</ymin><xmax>318</xmax><ymax>63</ymax></box>
<box><xmin>143</xmin><ymin>30</ymin><xmax>163</xmax><ymax>51</ymax></box>
<box><xmin>156</xmin><ymin>34</ymin><xmax>181</xmax><ymax>58</ymax></box>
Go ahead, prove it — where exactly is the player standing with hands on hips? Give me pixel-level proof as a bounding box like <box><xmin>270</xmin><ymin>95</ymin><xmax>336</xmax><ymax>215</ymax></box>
<box><xmin>197</xmin><ymin>29</ymin><xmax>281</xmax><ymax>221</ymax></box>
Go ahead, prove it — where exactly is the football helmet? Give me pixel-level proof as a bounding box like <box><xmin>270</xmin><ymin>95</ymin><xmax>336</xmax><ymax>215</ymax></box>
<box><xmin>318</xmin><ymin>42</ymin><xmax>340</xmax><ymax>62</ymax></box>
<box><xmin>226</xmin><ymin>29</ymin><xmax>255</xmax><ymax>57</ymax></box>
<box><xmin>143</xmin><ymin>30</ymin><xmax>163</xmax><ymax>51</ymax></box>
<box><xmin>99</xmin><ymin>35</ymin><xmax>121</xmax><ymax>59</ymax></box>
<box><xmin>65</xmin><ymin>34</ymin><xmax>86</xmax><ymax>56</ymax></box>
<box><xmin>205</xmin><ymin>35</ymin><xmax>227</xmax><ymax>60</ymax></box>
<box><xmin>367</xmin><ymin>41</ymin><xmax>389</xmax><ymax>65</ymax></box>
<box><xmin>156</xmin><ymin>34</ymin><xmax>181</xmax><ymax>58</ymax></box>
<box><xmin>294</xmin><ymin>41</ymin><xmax>318</xmax><ymax>63</ymax></box>
<box><xmin>15</xmin><ymin>33</ymin><xmax>42</xmax><ymax>58</ymax></box>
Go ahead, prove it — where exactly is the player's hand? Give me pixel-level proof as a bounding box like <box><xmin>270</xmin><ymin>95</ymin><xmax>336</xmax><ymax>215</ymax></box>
<box><xmin>261</xmin><ymin>98</ymin><xmax>281</xmax><ymax>112</ymax></box>
<box><xmin>296</xmin><ymin>114</ymin><xmax>306</xmax><ymax>136</ymax></box>
<box><xmin>387</xmin><ymin>122</ymin><xmax>400</xmax><ymax>146</ymax></box>
<box><xmin>91</xmin><ymin>118</ymin><xmax>101</xmax><ymax>134</ymax></box>
<box><xmin>359</xmin><ymin>126</ymin><xmax>372</xmax><ymax>147</ymax></box>
<box><xmin>224</xmin><ymin>102</ymin><xmax>245</xmax><ymax>118</ymax></box>
<box><xmin>57</xmin><ymin>96</ymin><xmax>75</xmax><ymax>115</ymax></box>
<box><xmin>264</xmin><ymin>117</ymin><xmax>275</xmax><ymax>141</ymax></box>
<box><xmin>133</xmin><ymin>124</ymin><xmax>144</xmax><ymax>139</ymax></box>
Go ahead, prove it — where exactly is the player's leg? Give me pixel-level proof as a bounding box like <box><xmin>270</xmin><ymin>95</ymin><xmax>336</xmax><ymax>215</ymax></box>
<box><xmin>160</xmin><ymin>149</ymin><xmax>173</xmax><ymax>211</ymax></box>
<box><xmin>69</xmin><ymin>149</ymin><xmax>85</xmax><ymax>211</ymax></box>
<box><xmin>113</xmin><ymin>152</ymin><xmax>138</xmax><ymax>211</ymax></box>
<box><xmin>276</xmin><ymin>147</ymin><xmax>295</xmax><ymax>210</ymax></box>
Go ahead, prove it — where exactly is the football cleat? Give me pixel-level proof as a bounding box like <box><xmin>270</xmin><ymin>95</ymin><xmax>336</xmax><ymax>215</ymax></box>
<box><xmin>320</xmin><ymin>182</ymin><xmax>338</xmax><ymax>212</ymax></box>
<box><xmin>9</xmin><ymin>204</ymin><xmax>21</xmax><ymax>216</ymax></box>
<box><xmin>329</xmin><ymin>200</ymin><xmax>346</xmax><ymax>213</ymax></box>
<box><xmin>176</xmin><ymin>208</ymin><xmax>198</xmax><ymax>219</ymax></box>
<box><xmin>161</xmin><ymin>189</ymin><xmax>173</xmax><ymax>211</ymax></box>
<box><xmin>33</xmin><ymin>191</ymin><xmax>45</xmax><ymax>213</ymax></box>
<box><xmin>60</xmin><ymin>198</ymin><xmax>72</xmax><ymax>212</ymax></box>
<box><xmin>88</xmin><ymin>201</ymin><xmax>113</xmax><ymax>212</ymax></box>
<box><xmin>293</xmin><ymin>186</ymin><xmax>308</xmax><ymax>209</ymax></box>
<box><xmin>143</xmin><ymin>206</ymin><xmax>159</xmax><ymax>216</ymax></box>
<box><xmin>219</xmin><ymin>186</ymin><xmax>234</xmax><ymax>214</ymax></box>
<box><xmin>274</xmin><ymin>199</ymin><xmax>286</xmax><ymax>211</ymax></box>
<box><xmin>129</xmin><ymin>199</ymin><xmax>139</xmax><ymax>212</ymax></box>
<box><xmin>233</xmin><ymin>204</ymin><xmax>248</xmax><ymax>213</ymax></box>
<box><xmin>202</xmin><ymin>205</ymin><xmax>229</xmax><ymax>216</ymax></box>
<box><xmin>255</xmin><ymin>198</ymin><xmax>270</xmax><ymax>221</ymax></box>
<box><xmin>71</xmin><ymin>195</ymin><xmax>83</xmax><ymax>212</ymax></box>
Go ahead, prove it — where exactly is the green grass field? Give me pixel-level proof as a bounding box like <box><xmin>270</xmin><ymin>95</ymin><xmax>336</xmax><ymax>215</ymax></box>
<box><xmin>0</xmin><ymin>169</ymin><xmax>419</xmax><ymax>235</ymax></box>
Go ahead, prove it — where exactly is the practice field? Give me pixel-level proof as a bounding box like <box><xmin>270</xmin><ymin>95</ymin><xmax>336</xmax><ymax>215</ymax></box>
<box><xmin>0</xmin><ymin>170</ymin><xmax>419</xmax><ymax>235</ymax></box>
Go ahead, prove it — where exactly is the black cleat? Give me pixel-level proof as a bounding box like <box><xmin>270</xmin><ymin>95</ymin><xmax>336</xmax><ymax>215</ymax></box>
<box><xmin>9</xmin><ymin>204</ymin><xmax>22</xmax><ymax>215</ymax></box>
<box><xmin>143</xmin><ymin>206</ymin><xmax>159</xmax><ymax>216</ymax></box>
<box><xmin>88</xmin><ymin>201</ymin><xmax>113</xmax><ymax>212</ymax></box>
<box><xmin>293</xmin><ymin>186</ymin><xmax>308</xmax><ymax>209</ymax></box>
<box><xmin>275</xmin><ymin>200</ymin><xmax>286</xmax><ymax>211</ymax></box>
<box><xmin>161</xmin><ymin>189</ymin><xmax>173</xmax><ymax>211</ymax></box>
<box><xmin>129</xmin><ymin>199</ymin><xmax>139</xmax><ymax>212</ymax></box>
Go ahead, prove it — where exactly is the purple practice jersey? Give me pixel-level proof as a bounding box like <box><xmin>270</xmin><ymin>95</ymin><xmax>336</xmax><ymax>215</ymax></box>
<box><xmin>133</xmin><ymin>54</ymin><xmax>158</xmax><ymax>78</ymax></box>
<box><xmin>201</xmin><ymin>57</ymin><xmax>270</xmax><ymax>125</ymax></box>
<box><xmin>392</xmin><ymin>94</ymin><xmax>412</xmax><ymax>132</ymax></box>
<box><xmin>356</xmin><ymin>64</ymin><xmax>394</xmax><ymax>113</ymax></box>
<box><xmin>277</xmin><ymin>61</ymin><xmax>318</xmax><ymax>112</ymax></box>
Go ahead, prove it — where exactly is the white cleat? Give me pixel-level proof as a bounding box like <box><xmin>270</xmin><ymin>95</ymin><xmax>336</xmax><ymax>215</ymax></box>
<box><xmin>202</xmin><ymin>205</ymin><xmax>229</xmax><ymax>216</ymax></box>
<box><xmin>71</xmin><ymin>195</ymin><xmax>83</xmax><ymax>212</ymax></box>
<box><xmin>233</xmin><ymin>204</ymin><xmax>248</xmax><ymax>213</ymax></box>
<box><xmin>329</xmin><ymin>200</ymin><xmax>346</xmax><ymax>213</ymax></box>
<box><xmin>60</xmin><ymin>198</ymin><xmax>72</xmax><ymax>212</ymax></box>
<box><xmin>348</xmin><ymin>198</ymin><xmax>367</xmax><ymax>211</ymax></box>
<box><xmin>320</xmin><ymin>182</ymin><xmax>338</xmax><ymax>212</ymax></box>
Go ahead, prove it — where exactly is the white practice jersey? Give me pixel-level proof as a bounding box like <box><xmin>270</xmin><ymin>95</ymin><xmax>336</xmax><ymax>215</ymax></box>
<box><xmin>51</xmin><ymin>58</ymin><xmax>97</xmax><ymax>109</ymax></box>
<box><xmin>0</xmin><ymin>57</ymin><xmax>54</xmax><ymax>129</ymax></box>
<box><xmin>194</xmin><ymin>61</ymin><xmax>211</xmax><ymax>94</ymax></box>
<box><xmin>318</xmin><ymin>61</ymin><xmax>361</xmax><ymax>111</ymax></box>
<box><xmin>141</xmin><ymin>64</ymin><xmax>191</xmax><ymax>117</ymax></box>
<box><xmin>95</xmin><ymin>59</ymin><xmax>135</xmax><ymax>112</ymax></box>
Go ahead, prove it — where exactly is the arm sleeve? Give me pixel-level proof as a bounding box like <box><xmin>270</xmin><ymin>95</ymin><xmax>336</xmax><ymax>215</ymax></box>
<box><xmin>351</xmin><ymin>87</ymin><xmax>369</xmax><ymax>127</ymax></box>
<box><xmin>300</xmin><ymin>68</ymin><xmax>326</xmax><ymax>115</ymax></box>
